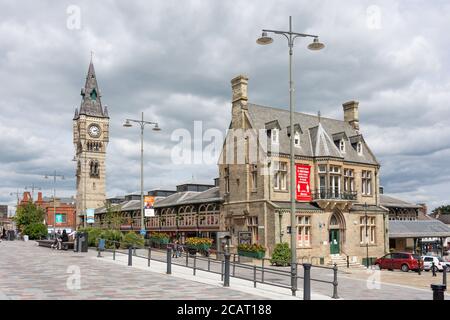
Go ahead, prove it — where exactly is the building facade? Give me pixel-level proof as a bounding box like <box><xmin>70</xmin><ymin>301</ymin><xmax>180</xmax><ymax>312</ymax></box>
<box><xmin>217</xmin><ymin>75</ymin><xmax>389</xmax><ymax>265</ymax></box>
<box><xmin>73</xmin><ymin>61</ymin><xmax>110</xmax><ymax>227</ymax></box>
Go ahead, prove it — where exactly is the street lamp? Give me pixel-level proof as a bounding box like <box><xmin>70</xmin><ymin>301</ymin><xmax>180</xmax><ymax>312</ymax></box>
<box><xmin>257</xmin><ymin>16</ymin><xmax>324</xmax><ymax>294</ymax></box>
<box><xmin>123</xmin><ymin>112</ymin><xmax>161</xmax><ymax>236</ymax></box>
<box><xmin>44</xmin><ymin>171</ymin><xmax>65</xmax><ymax>238</ymax></box>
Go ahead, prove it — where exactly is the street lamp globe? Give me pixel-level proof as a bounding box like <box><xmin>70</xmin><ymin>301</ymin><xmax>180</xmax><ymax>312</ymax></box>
<box><xmin>307</xmin><ymin>37</ymin><xmax>325</xmax><ymax>51</ymax></box>
<box><xmin>256</xmin><ymin>31</ymin><xmax>273</xmax><ymax>45</ymax></box>
<box><xmin>152</xmin><ymin>123</ymin><xmax>161</xmax><ymax>131</ymax></box>
<box><xmin>123</xmin><ymin>119</ymin><xmax>132</xmax><ymax>128</ymax></box>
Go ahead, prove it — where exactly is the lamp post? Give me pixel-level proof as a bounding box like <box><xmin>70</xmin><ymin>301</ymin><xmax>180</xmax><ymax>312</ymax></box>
<box><xmin>257</xmin><ymin>16</ymin><xmax>324</xmax><ymax>291</ymax></box>
<box><xmin>364</xmin><ymin>202</ymin><xmax>369</xmax><ymax>268</ymax></box>
<box><xmin>44</xmin><ymin>171</ymin><xmax>65</xmax><ymax>237</ymax></box>
<box><xmin>123</xmin><ymin>112</ymin><xmax>161</xmax><ymax>236</ymax></box>
<box><xmin>72</xmin><ymin>154</ymin><xmax>91</xmax><ymax>228</ymax></box>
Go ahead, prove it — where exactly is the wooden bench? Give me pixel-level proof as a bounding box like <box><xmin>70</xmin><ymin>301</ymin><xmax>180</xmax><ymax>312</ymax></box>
<box><xmin>36</xmin><ymin>240</ymin><xmax>74</xmax><ymax>250</ymax></box>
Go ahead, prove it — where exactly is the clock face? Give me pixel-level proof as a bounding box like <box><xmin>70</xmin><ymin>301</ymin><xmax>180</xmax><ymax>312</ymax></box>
<box><xmin>88</xmin><ymin>124</ymin><xmax>101</xmax><ymax>137</ymax></box>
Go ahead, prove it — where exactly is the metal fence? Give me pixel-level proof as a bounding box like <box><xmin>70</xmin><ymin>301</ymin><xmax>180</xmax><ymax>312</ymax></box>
<box><xmin>98</xmin><ymin>240</ymin><xmax>339</xmax><ymax>300</ymax></box>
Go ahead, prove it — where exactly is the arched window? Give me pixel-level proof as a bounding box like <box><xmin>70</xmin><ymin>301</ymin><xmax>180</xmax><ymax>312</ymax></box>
<box><xmin>90</xmin><ymin>160</ymin><xmax>100</xmax><ymax>177</ymax></box>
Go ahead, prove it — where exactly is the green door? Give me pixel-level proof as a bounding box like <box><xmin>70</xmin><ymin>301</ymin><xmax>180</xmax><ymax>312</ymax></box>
<box><xmin>329</xmin><ymin>230</ymin><xmax>340</xmax><ymax>254</ymax></box>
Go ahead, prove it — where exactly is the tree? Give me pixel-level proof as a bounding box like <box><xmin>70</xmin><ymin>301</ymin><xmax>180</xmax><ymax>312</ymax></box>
<box><xmin>103</xmin><ymin>203</ymin><xmax>124</xmax><ymax>230</ymax></box>
<box><xmin>432</xmin><ymin>205</ymin><xmax>450</xmax><ymax>215</ymax></box>
<box><xmin>14</xmin><ymin>202</ymin><xmax>46</xmax><ymax>233</ymax></box>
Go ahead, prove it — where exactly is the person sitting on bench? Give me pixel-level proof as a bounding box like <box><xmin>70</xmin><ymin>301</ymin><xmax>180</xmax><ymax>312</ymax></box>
<box><xmin>59</xmin><ymin>229</ymin><xmax>69</xmax><ymax>250</ymax></box>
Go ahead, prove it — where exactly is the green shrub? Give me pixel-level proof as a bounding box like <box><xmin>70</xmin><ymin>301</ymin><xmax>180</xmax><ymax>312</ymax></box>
<box><xmin>270</xmin><ymin>243</ymin><xmax>291</xmax><ymax>266</ymax></box>
<box><xmin>100</xmin><ymin>229</ymin><xmax>123</xmax><ymax>248</ymax></box>
<box><xmin>23</xmin><ymin>223</ymin><xmax>47</xmax><ymax>240</ymax></box>
<box><xmin>237</xmin><ymin>243</ymin><xmax>266</xmax><ymax>253</ymax></box>
<box><xmin>122</xmin><ymin>232</ymin><xmax>145</xmax><ymax>249</ymax></box>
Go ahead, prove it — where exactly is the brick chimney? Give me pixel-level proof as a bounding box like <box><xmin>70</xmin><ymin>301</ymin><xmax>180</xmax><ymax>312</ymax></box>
<box><xmin>343</xmin><ymin>100</ymin><xmax>359</xmax><ymax>131</ymax></box>
<box><xmin>231</xmin><ymin>75</ymin><xmax>249</xmax><ymax>129</ymax></box>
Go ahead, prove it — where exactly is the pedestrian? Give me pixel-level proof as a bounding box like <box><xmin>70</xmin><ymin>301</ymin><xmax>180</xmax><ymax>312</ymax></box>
<box><xmin>60</xmin><ymin>230</ymin><xmax>69</xmax><ymax>250</ymax></box>
<box><xmin>177</xmin><ymin>243</ymin><xmax>184</xmax><ymax>258</ymax></box>
<box><xmin>172</xmin><ymin>240</ymin><xmax>178</xmax><ymax>258</ymax></box>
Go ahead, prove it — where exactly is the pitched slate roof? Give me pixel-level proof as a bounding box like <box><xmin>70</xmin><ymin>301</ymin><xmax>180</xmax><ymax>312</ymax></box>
<box><xmin>380</xmin><ymin>195</ymin><xmax>422</xmax><ymax>209</ymax></box>
<box><xmin>389</xmin><ymin>220</ymin><xmax>450</xmax><ymax>238</ymax></box>
<box><xmin>246</xmin><ymin>103</ymin><xmax>378</xmax><ymax>165</ymax></box>
<box><xmin>75</xmin><ymin>61</ymin><xmax>109</xmax><ymax>119</ymax></box>
<box><xmin>154</xmin><ymin>187</ymin><xmax>222</xmax><ymax>208</ymax></box>
<box><xmin>435</xmin><ymin>215</ymin><xmax>450</xmax><ymax>225</ymax></box>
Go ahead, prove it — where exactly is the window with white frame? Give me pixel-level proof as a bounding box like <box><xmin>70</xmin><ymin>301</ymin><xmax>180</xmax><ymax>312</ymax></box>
<box><xmin>357</xmin><ymin>142</ymin><xmax>363</xmax><ymax>155</ymax></box>
<box><xmin>274</xmin><ymin>161</ymin><xmax>287</xmax><ymax>191</ymax></box>
<box><xmin>339</xmin><ymin>139</ymin><xmax>345</xmax><ymax>153</ymax></box>
<box><xmin>271</xmin><ymin>129</ymin><xmax>279</xmax><ymax>144</ymax></box>
<box><xmin>294</xmin><ymin>131</ymin><xmax>300</xmax><ymax>147</ymax></box>
<box><xmin>297</xmin><ymin>216</ymin><xmax>311</xmax><ymax>247</ymax></box>
<box><xmin>329</xmin><ymin>166</ymin><xmax>341</xmax><ymax>197</ymax></box>
<box><xmin>360</xmin><ymin>216</ymin><xmax>376</xmax><ymax>244</ymax></box>
<box><xmin>343</xmin><ymin>169</ymin><xmax>355</xmax><ymax>192</ymax></box>
<box><xmin>247</xmin><ymin>216</ymin><xmax>258</xmax><ymax>242</ymax></box>
<box><xmin>362</xmin><ymin>170</ymin><xmax>372</xmax><ymax>195</ymax></box>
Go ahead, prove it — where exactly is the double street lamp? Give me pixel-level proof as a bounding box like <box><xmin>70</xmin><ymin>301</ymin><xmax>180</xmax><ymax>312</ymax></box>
<box><xmin>257</xmin><ymin>16</ymin><xmax>324</xmax><ymax>294</ymax></box>
<box><xmin>123</xmin><ymin>112</ymin><xmax>161</xmax><ymax>236</ymax></box>
<box><xmin>44</xmin><ymin>171</ymin><xmax>65</xmax><ymax>237</ymax></box>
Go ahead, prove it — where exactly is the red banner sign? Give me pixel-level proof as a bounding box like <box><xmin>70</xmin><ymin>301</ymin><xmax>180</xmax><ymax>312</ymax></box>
<box><xmin>296</xmin><ymin>164</ymin><xmax>311</xmax><ymax>201</ymax></box>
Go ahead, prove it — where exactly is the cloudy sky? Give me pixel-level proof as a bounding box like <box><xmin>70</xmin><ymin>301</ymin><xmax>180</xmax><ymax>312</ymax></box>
<box><xmin>1</xmin><ymin>0</ymin><xmax>449</xmax><ymax>214</ymax></box>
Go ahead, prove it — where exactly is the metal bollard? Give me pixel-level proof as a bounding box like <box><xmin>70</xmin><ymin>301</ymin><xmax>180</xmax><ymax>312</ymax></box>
<box><xmin>224</xmin><ymin>253</ymin><xmax>230</xmax><ymax>287</ymax></box>
<box><xmin>148</xmin><ymin>247</ymin><xmax>151</xmax><ymax>267</ymax></box>
<box><xmin>233</xmin><ymin>255</ymin><xmax>236</xmax><ymax>276</ymax></box>
<box><xmin>443</xmin><ymin>266</ymin><xmax>447</xmax><ymax>288</ymax></box>
<box><xmin>221</xmin><ymin>260</ymin><xmax>224</xmax><ymax>281</ymax></box>
<box><xmin>291</xmin><ymin>264</ymin><xmax>298</xmax><ymax>296</ymax></box>
<box><xmin>332</xmin><ymin>263</ymin><xmax>339</xmax><ymax>299</ymax></box>
<box><xmin>262</xmin><ymin>259</ymin><xmax>265</xmax><ymax>283</ymax></box>
<box><xmin>431</xmin><ymin>284</ymin><xmax>446</xmax><ymax>300</ymax></box>
<box><xmin>167</xmin><ymin>247</ymin><xmax>172</xmax><ymax>274</ymax></box>
<box><xmin>208</xmin><ymin>256</ymin><xmax>211</xmax><ymax>271</ymax></box>
<box><xmin>113</xmin><ymin>246</ymin><xmax>116</xmax><ymax>261</ymax></box>
<box><xmin>253</xmin><ymin>265</ymin><xmax>257</xmax><ymax>288</ymax></box>
<box><xmin>186</xmin><ymin>250</ymin><xmax>189</xmax><ymax>267</ymax></box>
<box><xmin>432</xmin><ymin>262</ymin><xmax>437</xmax><ymax>277</ymax></box>
<box><xmin>193</xmin><ymin>254</ymin><xmax>197</xmax><ymax>276</ymax></box>
<box><xmin>303</xmin><ymin>263</ymin><xmax>312</xmax><ymax>300</ymax></box>
<box><xmin>128</xmin><ymin>247</ymin><xmax>133</xmax><ymax>266</ymax></box>
<box><xmin>346</xmin><ymin>256</ymin><xmax>349</xmax><ymax>268</ymax></box>
<box><xmin>418</xmin><ymin>260</ymin><xmax>421</xmax><ymax>275</ymax></box>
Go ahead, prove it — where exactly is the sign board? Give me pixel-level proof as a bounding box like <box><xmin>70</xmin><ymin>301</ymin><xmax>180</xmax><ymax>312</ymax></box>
<box><xmin>140</xmin><ymin>229</ymin><xmax>146</xmax><ymax>236</ymax></box>
<box><xmin>55</xmin><ymin>213</ymin><xmax>64</xmax><ymax>224</ymax></box>
<box><xmin>296</xmin><ymin>164</ymin><xmax>311</xmax><ymax>201</ymax></box>
<box><xmin>144</xmin><ymin>196</ymin><xmax>155</xmax><ymax>217</ymax></box>
<box><xmin>238</xmin><ymin>231</ymin><xmax>252</xmax><ymax>245</ymax></box>
<box><xmin>86</xmin><ymin>208</ymin><xmax>95</xmax><ymax>224</ymax></box>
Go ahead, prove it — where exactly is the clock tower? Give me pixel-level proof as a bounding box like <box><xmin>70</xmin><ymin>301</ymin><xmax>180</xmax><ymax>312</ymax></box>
<box><xmin>73</xmin><ymin>60</ymin><xmax>109</xmax><ymax>227</ymax></box>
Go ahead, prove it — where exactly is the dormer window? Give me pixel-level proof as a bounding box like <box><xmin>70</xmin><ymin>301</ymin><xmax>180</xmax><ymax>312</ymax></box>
<box><xmin>90</xmin><ymin>89</ymin><xmax>97</xmax><ymax>101</ymax></box>
<box><xmin>294</xmin><ymin>131</ymin><xmax>300</xmax><ymax>147</ymax></box>
<box><xmin>357</xmin><ymin>142</ymin><xmax>363</xmax><ymax>155</ymax></box>
<box><xmin>339</xmin><ymin>139</ymin><xmax>345</xmax><ymax>153</ymax></box>
<box><xmin>271</xmin><ymin>129</ymin><xmax>279</xmax><ymax>144</ymax></box>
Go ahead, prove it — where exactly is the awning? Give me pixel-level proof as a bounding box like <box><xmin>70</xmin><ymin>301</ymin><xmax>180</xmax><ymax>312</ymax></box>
<box><xmin>389</xmin><ymin>220</ymin><xmax>450</xmax><ymax>238</ymax></box>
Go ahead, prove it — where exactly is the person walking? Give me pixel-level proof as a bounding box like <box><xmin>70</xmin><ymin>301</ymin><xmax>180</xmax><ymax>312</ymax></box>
<box><xmin>172</xmin><ymin>240</ymin><xmax>178</xmax><ymax>258</ymax></box>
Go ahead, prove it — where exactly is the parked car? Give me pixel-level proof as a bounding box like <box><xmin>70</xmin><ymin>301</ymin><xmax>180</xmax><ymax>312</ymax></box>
<box><xmin>374</xmin><ymin>252</ymin><xmax>423</xmax><ymax>272</ymax></box>
<box><xmin>421</xmin><ymin>255</ymin><xmax>450</xmax><ymax>272</ymax></box>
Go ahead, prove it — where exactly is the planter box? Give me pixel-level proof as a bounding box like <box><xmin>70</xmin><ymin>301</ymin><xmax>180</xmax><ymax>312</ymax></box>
<box><xmin>238</xmin><ymin>250</ymin><xmax>265</xmax><ymax>259</ymax></box>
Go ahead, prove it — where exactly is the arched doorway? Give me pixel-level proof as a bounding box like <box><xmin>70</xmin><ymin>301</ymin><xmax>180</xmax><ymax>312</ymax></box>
<box><xmin>328</xmin><ymin>210</ymin><xmax>346</xmax><ymax>255</ymax></box>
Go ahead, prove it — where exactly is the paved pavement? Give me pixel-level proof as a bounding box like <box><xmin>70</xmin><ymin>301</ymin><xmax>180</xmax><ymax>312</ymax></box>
<box><xmin>129</xmin><ymin>247</ymin><xmax>450</xmax><ymax>300</ymax></box>
<box><xmin>0</xmin><ymin>241</ymin><xmax>266</xmax><ymax>300</ymax></box>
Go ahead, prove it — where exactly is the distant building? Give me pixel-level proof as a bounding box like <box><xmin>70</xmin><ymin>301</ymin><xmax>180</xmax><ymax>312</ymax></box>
<box><xmin>0</xmin><ymin>205</ymin><xmax>7</xmax><ymax>219</ymax></box>
<box><xmin>18</xmin><ymin>191</ymin><xmax>77</xmax><ymax>234</ymax></box>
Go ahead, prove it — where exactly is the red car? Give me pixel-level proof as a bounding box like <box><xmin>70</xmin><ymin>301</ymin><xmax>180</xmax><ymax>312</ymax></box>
<box><xmin>374</xmin><ymin>252</ymin><xmax>423</xmax><ymax>272</ymax></box>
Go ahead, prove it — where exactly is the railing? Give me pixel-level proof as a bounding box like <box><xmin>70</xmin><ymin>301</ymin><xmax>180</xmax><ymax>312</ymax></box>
<box><xmin>144</xmin><ymin>214</ymin><xmax>221</xmax><ymax>229</ymax></box>
<box><xmin>98</xmin><ymin>240</ymin><xmax>340</xmax><ymax>299</ymax></box>
<box><xmin>312</xmin><ymin>189</ymin><xmax>357</xmax><ymax>201</ymax></box>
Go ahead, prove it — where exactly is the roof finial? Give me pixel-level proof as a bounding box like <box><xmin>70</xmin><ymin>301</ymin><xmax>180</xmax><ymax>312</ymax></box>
<box><xmin>318</xmin><ymin>110</ymin><xmax>321</xmax><ymax>123</ymax></box>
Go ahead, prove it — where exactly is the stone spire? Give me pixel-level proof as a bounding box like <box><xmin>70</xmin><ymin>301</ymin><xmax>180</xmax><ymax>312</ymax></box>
<box><xmin>73</xmin><ymin>107</ymin><xmax>79</xmax><ymax>120</ymax></box>
<box><xmin>79</xmin><ymin>61</ymin><xmax>105</xmax><ymax>117</ymax></box>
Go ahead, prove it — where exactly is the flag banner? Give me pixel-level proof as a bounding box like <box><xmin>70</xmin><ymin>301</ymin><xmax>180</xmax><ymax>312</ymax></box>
<box><xmin>296</xmin><ymin>164</ymin><xmax>311</xmax><ymax>201</ymax></box>
<box><xmin>144</xmin><ymin>196</ymin><xmax>155</xmax><ymax>217</ymax></box>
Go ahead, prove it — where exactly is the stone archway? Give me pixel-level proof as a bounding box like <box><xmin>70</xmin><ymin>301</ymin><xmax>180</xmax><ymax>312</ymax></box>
<box><xmin>328</xmin><ymin>209</ymin><xmax>346</xmax><ymax>255</ymax></box>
